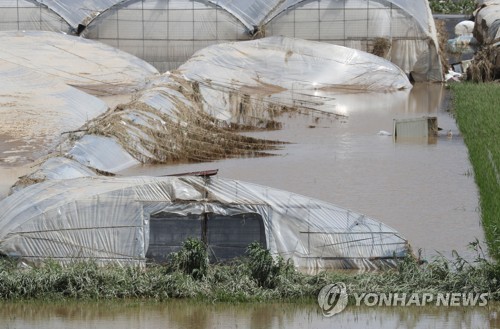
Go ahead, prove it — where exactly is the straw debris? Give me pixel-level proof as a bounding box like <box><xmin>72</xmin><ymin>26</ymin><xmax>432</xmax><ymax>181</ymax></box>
<box><xmin>467</xmin><ymin>46</ymin><xmax>498</xmax><ymax>82</ymax></box>
<box><xmin>371</xmin><ymin>38</ymin><xmax>391</xmax><ymax>58</ymax></box>
<box><xmin>435</xmin><ymin>19</ymin><xmax>451</xmax><ymax>74</ymax></box>
<box><xmin>84</xmin><ymin>76</ymin><xmax>284</xmax><ymax>164</ymax></box>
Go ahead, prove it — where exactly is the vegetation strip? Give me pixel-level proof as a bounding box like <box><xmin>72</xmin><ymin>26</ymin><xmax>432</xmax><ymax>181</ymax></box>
<box><xmin>0</xmin><ymin>239</ymin><xmax>499</xmax><ymax>303</ymax></box>
<box><xmin>451</xmin><ymin>82</ymin><xmax>500</xmax><ymax>259</ymax></box>
<box><xmin>429</xmin><ymin>0</ymin><xmax>477</xmax><ymax>14</ymax></box>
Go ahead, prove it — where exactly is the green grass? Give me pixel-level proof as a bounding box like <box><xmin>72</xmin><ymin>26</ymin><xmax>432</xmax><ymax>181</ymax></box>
<box><xmin>451</xmin><ymin>82</ymin><xmax>500</xmax><ymax>259</ymax></box>
<box><xmin>0</xmin><ymin>241</ymin><xmax>499</xmax><ymax>303</ymax></box>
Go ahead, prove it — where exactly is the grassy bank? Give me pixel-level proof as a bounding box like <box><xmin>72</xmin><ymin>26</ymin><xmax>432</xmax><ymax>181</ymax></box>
<box><xmin>1</xmin><ymin>240</ymin><xmax>499</xmax><ymax>303</ymax></box>
<box><xmin>451</xmin><ymin>83</ymin><xmax>500</xmax><ymax>259</ymax></box>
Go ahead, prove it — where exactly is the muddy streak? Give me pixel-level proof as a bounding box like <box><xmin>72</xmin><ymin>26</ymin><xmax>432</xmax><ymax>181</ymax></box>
<box><xmin>0</xmin><ymin>165</ymin><xmax>32</xmax><ymax>198</ymax></box>
<box><xmin>120</xmin><ymin>83</ymin><xmax>484</xmax><ymax>261</ymax></box>
<box><xmin>0</xmin><ymin>300</ymin><xmax>498</xmax><ymax>329</ymax></box>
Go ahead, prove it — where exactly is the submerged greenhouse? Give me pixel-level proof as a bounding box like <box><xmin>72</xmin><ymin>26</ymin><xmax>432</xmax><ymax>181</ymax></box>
<box><xmin>0</xmin><ymin>175</ymin><xmax>409</xmax><ymax>270</ymax></box>
<box><xmin>0</xmin><ymin>0</ymin><xmax>443</xmax><ymax>81</ymax></box>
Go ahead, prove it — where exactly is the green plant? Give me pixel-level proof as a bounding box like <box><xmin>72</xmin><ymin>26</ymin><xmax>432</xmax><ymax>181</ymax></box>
<box><xmin>246</xmin><ymin>242</ymin><xmax>295</xmax><ymax>289</ymax></box>
<box><xmin>429</xmin><ymin>0</ymin><xmax>477</xmax><ymax>14</ymax></box>
<box><xmin>170</xmin><ymin>238</ymin><xmax>209</xmax><ymax>280</ymax></box>
<box><xmin>450</xmin><ymin>82</ymin><xmax>500</xmax><ymax>259</ymax></box>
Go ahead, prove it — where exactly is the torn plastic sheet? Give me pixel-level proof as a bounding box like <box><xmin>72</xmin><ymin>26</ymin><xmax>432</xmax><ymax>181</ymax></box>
<box><xmin>0</xmin><ymin>176</ymin><xmax>409</xmax><ymax>270</ymax></box>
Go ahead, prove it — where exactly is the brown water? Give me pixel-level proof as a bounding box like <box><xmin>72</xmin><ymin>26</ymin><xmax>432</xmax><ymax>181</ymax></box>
<box><xmin>121</xmin><ymin>83</ymin><xmax>483</xmax><ymax>262</ymax></box>
<box><xmin>0</xmin><ymin>300</ymin><xmax>498</xmax><ymax>329</ymax></box>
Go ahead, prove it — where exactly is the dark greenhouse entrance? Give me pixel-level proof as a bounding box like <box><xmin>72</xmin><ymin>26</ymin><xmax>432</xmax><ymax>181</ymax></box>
<box><xmin>146</xmin><ymin>210</ymin><xmax>267</xmax><ymax>262</ymax></box>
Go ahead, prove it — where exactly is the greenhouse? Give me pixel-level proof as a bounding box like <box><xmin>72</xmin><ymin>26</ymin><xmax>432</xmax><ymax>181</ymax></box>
<box><xmin>0</xmin><ymin>175</ymin><xmax>409</xmax><ymax>270</ymax></box>
<box><xmin>0</xmin><ymin>30</ymin><xmax>158</xmax><ymax>166</ymax></box>
<box><xmin>0</xmin><ymin>0</ymin><xmax>443</xmax><ymax>81</ymax></box>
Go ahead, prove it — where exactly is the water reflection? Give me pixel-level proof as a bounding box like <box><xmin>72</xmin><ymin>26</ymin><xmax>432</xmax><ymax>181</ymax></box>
<box><xmin>0</xmin><ymin>300</ymin><xmax>498</xmax><ymax>329</ymax></box>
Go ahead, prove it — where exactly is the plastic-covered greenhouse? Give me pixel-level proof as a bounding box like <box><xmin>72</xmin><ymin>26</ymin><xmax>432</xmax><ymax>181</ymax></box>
<box><xmin>0</xmin><ymin>175</ymin><xmax>409</xmax><ymax>270</ymax></box>
<box><xmin>0</xmin><ymin>0</ymin><xmax>443</xmax><ymax>81</ymax></box>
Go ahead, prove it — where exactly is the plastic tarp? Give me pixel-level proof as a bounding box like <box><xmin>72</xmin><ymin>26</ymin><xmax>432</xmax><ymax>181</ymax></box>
<box><xmin>0</xmin><ymin>62</ymin><xmax>108</xmax><ymax>165</ymax></box>
<box><xmin>8</xmin><ymin>157</ymin><xmax>97</xmax><ymax>194</ymax></box>
<box><xmin>474</xmin><ymin>0</ymin><xmax>500</xmax><ymax>45</ymax></box>
<box><xmin>68</xmin><ymin>135</ymin><xmax>141</xmax><ymax>173</ymax></box>
<box><xmin>178</xmin><ymin>36</ymin><xmax>411</xmax><ymax>122</ymax></box>
<box><xmin>0</xmin><ymin>176</ymin><xmax>409</xmax><ymax>270</ymax></box>
<box><xmin>23</xmin><ymin>157</ymin><xmax>96</xmax><ymax>181</ymax></box>
<box><xmin>0</xmin><ymin>30</ymin><xmax>158</xmax><ymax>166</ymax></box>
<box><xmin>0</xmin><ymin>30</ymin><xmax>158</xmax><ymax>96</ymax></box>
<box><xmin>179</xmin><ymin>36</ymin><xmax>412</xmax><ymax>91</ymax></box>
<box><xmin>0</xmin><ymin>0</ymin><xmax>71</xmax><ymax>32</ymax></box>
<box><xmin>37</xmin><ymin>37</ymin><xmax>409</xmax><ymax>173</ymax></box>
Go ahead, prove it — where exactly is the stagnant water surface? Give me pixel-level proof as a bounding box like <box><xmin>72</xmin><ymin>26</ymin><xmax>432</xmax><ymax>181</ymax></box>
<box><xmin>0</xmin><ymin>300</ymin><xmax>498</xmax><ymax>329</ymax></box>
<box><xmin>121</xmin><ymin>83</ymin><xmax>483</xmax><ymax>261</ymax></box>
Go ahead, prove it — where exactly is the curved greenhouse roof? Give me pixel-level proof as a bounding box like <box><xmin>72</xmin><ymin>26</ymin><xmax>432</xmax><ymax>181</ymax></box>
<box><xmin>0</xmin><ymin>0</ymin><xmax>443</xmax><ymax>81</ymax></box>
<box><xmin>0</xmin><ymin>175</ymin><xmax>409</xmax><ymax>270</ymax></box>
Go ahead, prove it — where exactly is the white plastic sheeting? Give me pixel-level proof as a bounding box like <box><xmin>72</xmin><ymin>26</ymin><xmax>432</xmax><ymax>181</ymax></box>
<box><xmin>31</xmin><ymin>0</ymin><xmax>126</xmax><ymax>28</ymax></box>
<box><xmin>0</xmin><ymin>0</ymin><xmax>71</xmax><ymax>32</ymax></box>
<box><xmin>68</xmin><ymin>135</ymin><xmax>141</xmax><ymax>173</ymax></box>
<box><xmin>0</xmin><ymin>176</ymin><xmax>409</xmax><ymax>270</ymax></box>
<box><xmin>474</xmin><ymin>0</ymin><xmax>500</xmax><ymax>45</ymax></box>
<box><xmin>455</xmin><ymin>21</ymin><xmax>475</xmax><ymax>37</ymax></box>
<box><xmin>0</xmin><ymin>62</ymin><xmax>108</xmax><ymax>165</ymax></box>
<box><xmin>51</xmin><ymin>37</ymin><xmax>409</xmax><ymax>173</ymax></box>
<box><xmin>0</xmin><ymin>31</ymin><xmax>158</xmax><ymax>95</ymax></box>
<box><xmin>211</xmin><ymin>0</ymin><xmax>433</xmax><ymax>36</ymax></box>
<box><xmin>0</xmin><ymin>31</ymin><xmax>158</xmax><ymax>166</ymax></box>
<box><xmin>179</xmin><ymin>36</ymin><xmax>411</xmax><ymax>120</ymax></box>
<box><xmin>0</xmin><ymin>0</ymin><xmax>441</xmax><ymax>79</ymax></box>
<box><xmin>22</xmin><ymin>157</ymin><xmax>96</xmax><ymax>181</ymax></box>
<box><xmin>8</xmin><ymin>157</ymin><xmax>97</xmax><ymax>195</ymax></box>
<box><xmin>181</xmin><ymin>37</ymin><xmax>411</xmax><ymax>91</ymax></box>
<box><xmin>0</xmin><ymin>0</ymin><xmax>434</xmax><ymax>37</ymax></box>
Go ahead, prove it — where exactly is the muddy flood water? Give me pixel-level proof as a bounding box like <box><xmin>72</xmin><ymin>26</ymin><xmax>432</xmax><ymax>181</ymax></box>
<box><xmin>0</xmin><ymin>83</ymin><xmax>489</xmax><ymax>328</ymax></box>
<box><xmin>1</xmin><ymin>300</ymin><xmax>499</xmax><ymax>329</ymax></box>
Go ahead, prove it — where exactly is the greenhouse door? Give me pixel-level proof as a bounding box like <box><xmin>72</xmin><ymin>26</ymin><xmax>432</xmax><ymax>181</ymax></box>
<box><xmin>146</xmin><ymin>213</ymin><xmax>202</xmax><ymax>263</ymax></box>
<box><xmin>207</xmin><ymin>213</ymin><xmax>266</xmax><ymax>262</ymax></box>
<box><xmin>146</xmin><ymin>211</ymin><xmax>266</xmax><ymax>263</ymax></box>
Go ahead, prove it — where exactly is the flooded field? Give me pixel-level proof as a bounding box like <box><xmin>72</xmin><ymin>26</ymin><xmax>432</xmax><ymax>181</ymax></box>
<box><xmin>120</xmin><ymin>83</ymin><xmax>483</xmax><ymax>261</ymax></box>
<box><xmin>0</xmin><ymin>83</ymin><xmax>484</xmax><ymax>261</ymax></box>
<box><xmin>0</xmin><ymin>300</ymin><xmax>498</xmax><ymax>329</ymax></box>
<box><xmin>0</xmin><ymin>82</ymin><xmax>490</xmax><ymax>327</ymax></box>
